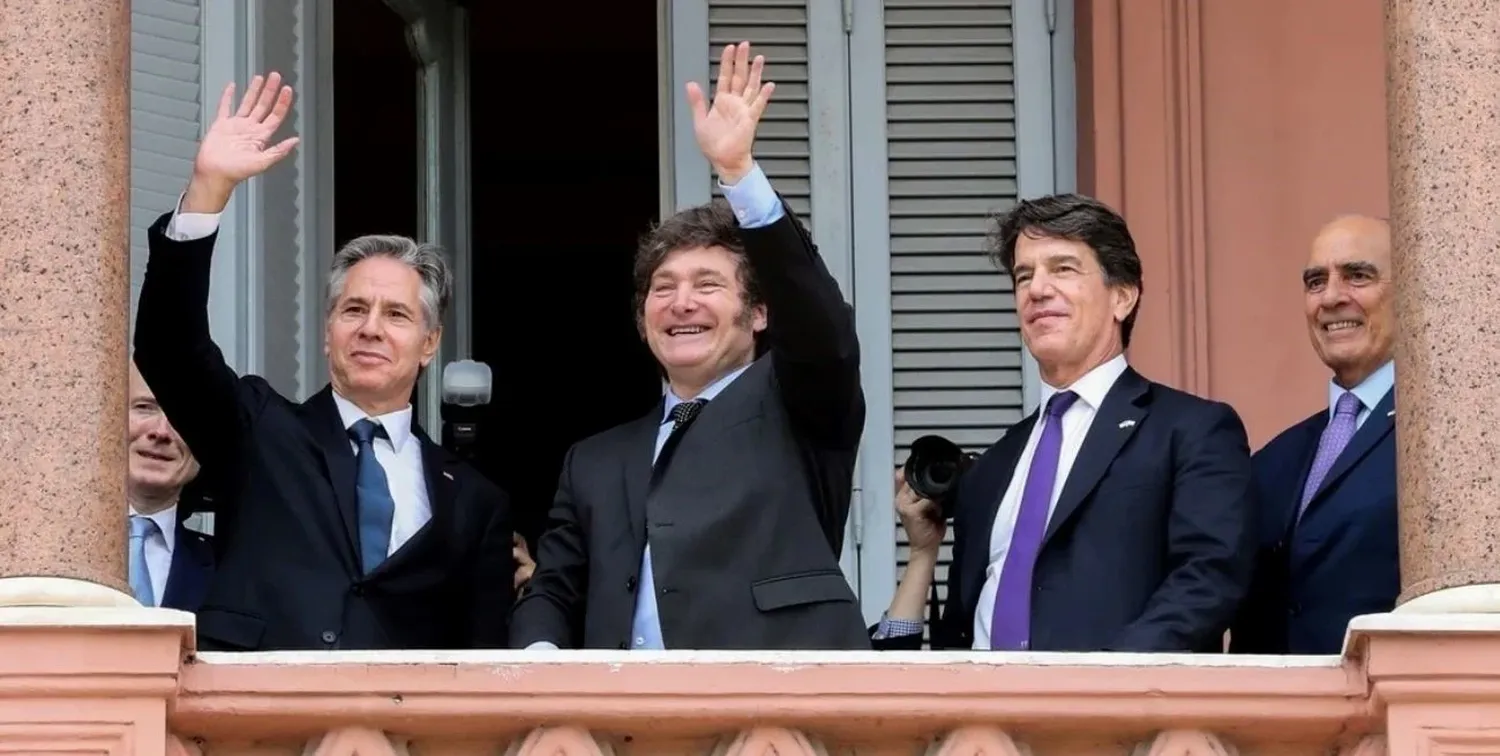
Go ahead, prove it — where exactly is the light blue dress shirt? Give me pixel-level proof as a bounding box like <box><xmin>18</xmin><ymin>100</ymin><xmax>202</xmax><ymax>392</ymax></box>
<box><xmin>1330</xmin><ymin>359</ymin><xmax>1395</xmax><ymax>428</ymax></box>
<box><xmin>627</xmin><ymin>163</ymin><xmax>786</xmax><ymax>650</ymax></box>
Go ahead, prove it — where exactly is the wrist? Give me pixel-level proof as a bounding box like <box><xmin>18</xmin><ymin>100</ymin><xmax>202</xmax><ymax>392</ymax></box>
<box><xmin>182</xmin><ymin>172</ymin><xmax>237</xmax><ymax>214</ymax></box>
<box><xmin>713</xmin><ymin>158</ymin><xmax>755</xmax><ymax>186</ymax></box>
<box><xmin>905</xmin><ymin>548</ymin><xmax>940</xmax><ymax>571</ymax></box>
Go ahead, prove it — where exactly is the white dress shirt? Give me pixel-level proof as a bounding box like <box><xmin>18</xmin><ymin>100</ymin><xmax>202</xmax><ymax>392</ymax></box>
<box><xmin>971</xmin><ymin>353</ymin><xmax>1129</xmax><ymax>649</ymax></box>
<box><xmin>330</xmin><ymin>392</ymin><xmax>432</xmax><ymax>555</ymax></box>
<box><xmin>162</xmin><ymin>199</ymin><xmax>432</xmax><ymax>555</ymax></box>
<box><xmin>129</xmin><ymin>503</ymin><xmax>177</xmax><ymax>606</ymax></box>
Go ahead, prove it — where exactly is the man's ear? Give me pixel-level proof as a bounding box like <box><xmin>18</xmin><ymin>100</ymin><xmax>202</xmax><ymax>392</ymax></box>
<box><xmin>1112</xmin><ymin>284</ymin><xmax>1140</xmax><ymax>324</ymax></box>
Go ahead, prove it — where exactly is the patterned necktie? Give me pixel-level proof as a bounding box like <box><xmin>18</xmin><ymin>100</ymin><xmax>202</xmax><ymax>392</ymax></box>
<box><xmin>669</xmin><ymin>398</ymin><xmax>705</xmax><ymax>430</ymax></box>
<box><xmin>128</xmin><ymin>515</ymin><xmax>159</xmax><ymax>606</ymax></box>
<box><xmin>1298</xmin><ymin>391</ymin><xmax>1363</xmax><ymax>517</ymax></box>
<box><xmin>990</xmin><ymin>390</ymin><xmax>1079</xmax><ymax>650</ymax></box>
<box><xmin>349</xmin><ymin>419</ymin><xmax>396</xmax><ymax>574</ymax></box>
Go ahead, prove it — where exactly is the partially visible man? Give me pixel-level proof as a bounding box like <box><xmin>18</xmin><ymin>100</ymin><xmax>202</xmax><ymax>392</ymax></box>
<box><xmin>1230</xmin><ymin>215</ymin><xmax>1397</xmax><ymax>655</ymax></box>
<box><xmin>511</xmin><ymin>42</ymin><xmax>869</xmax><ymax>650</ymax></box>
<box><xmin>128</xmin><ymin>361</ymin><xmax>214</xmax><ymax>611</ymax></box>
<box><xmin>134</xmin><ymin>72</ymin><xmax>513</xmax><ymax>650</ymax></box>
<box><xmin>871</xmin><ymin>194</ymin><xmax>1255</xmax><ymax>652</ymax></box>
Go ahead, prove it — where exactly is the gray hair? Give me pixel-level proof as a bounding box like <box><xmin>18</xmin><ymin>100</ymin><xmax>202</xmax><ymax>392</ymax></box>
<box><xmin>325</xmin><ymin>235</ymin><xmax>452</xmax><ymax>332</ymax></box>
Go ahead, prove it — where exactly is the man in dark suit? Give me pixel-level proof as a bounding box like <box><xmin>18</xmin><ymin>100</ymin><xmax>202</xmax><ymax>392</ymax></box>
<box><xmin>134</xmin><ymin>72</ymin><xmax>513</xmax><ymax>651</ymax></box>
<box><xmin>871</xmin><ymin>194</ymin><xmax>1255</xmax><ymax>652</ymax></box>
<box><xmin>511</xmin><ymin>42</ymin><xmax>869</xmax><ymax>651</ymax></box>
<box><xmin>127</xmin><ymin>360</ymin><xmax>214</xmax><ymax>612</ymax></box>
<box><xmin>1230</xmin><ymin>215</ymin><xmax>1397</xmax><ymax>655</ymax></box>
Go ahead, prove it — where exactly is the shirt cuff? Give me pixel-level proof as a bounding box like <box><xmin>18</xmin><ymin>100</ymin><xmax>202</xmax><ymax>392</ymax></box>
<box><xmin>872</xmin><ymin>615</ymin><xmax>925</xmax><ymax>640</ymax></box>
<box><xmin>165</xmin><ymin>193</ymin><xmax>225</xmax><ymax>242</ymax></box>
<box><xmin>718</xmin><ymin>162</ymin><xmax>785</xmax><ymax>229</ymax></box>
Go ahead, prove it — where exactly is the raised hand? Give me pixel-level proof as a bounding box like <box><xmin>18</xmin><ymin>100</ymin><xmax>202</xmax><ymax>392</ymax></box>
<box><xmin>194</xmin><ymin>72</ymin><xmax>300</xmax><ymax>188</ymax></box>
<box><xmin>686</xmin><ymin>41</ymin><xmax>774</xmax><ymax>183</ymax></box>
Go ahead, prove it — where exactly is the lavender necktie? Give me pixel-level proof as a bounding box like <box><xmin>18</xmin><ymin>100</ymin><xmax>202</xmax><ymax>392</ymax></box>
<box><xmin>990</xmin><ymin>390</ymin><xmax>1079</xmax><ymax>650</ymax></box>
<box><xmin>1298</xmin><ymin>391</ymin><xmax>1362</xmax><ymax>517</ymax></box>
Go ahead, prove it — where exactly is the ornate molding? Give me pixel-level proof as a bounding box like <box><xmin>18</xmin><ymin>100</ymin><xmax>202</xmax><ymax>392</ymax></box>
<box><xmin>926</xmin><ymin>726</ymin><xmax>1029</xmax><ymax>755</ymax></box>
<box><xmin>710</xmin><ymin>727</ymin><xmax>827</xmax><ymax>756</ymax></box>
<box><xmin>1341</xmin><ymin>734</ymin><xmax>1387</xmax><ymax>756</ymax></box>
<box><xmin>505</xmin><ymin>726</ymin><xmax>615</xmax><ymax>756</ymax></box>
<box><xmin>1134</xmin><ymin>730</ymin><xmax>1237</xmax><ymax>756</ymax></box>
<box><xmin>304</xmin><ymin>727</ymin><xmax>407</xmax><ymax>756</ymax></box>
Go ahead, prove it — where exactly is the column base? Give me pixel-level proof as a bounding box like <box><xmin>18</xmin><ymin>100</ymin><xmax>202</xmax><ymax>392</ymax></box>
<box><xmin>0</xmin><ymin>576</ymin><xmax>139</xmax><ymax>608</ymax></box>
<box><xmin>0</xmin><ymin>586</ymin><xmax>193</xmax><ymax>755</ymax></box>
<box><xmin>1395</xmin><ymin>584</ymin><xmax>1500</xmax><ymax>614</ymax></box>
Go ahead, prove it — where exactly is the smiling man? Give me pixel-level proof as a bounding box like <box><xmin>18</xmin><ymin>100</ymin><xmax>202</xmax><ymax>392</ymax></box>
<box><xmin>1230</xmin><ymin>215</ymin><xmax>1399</xmax><ymax>654</ymax></box>
<box><xmin>133</xmin><ymin>72</ymin><xmax>513</xmax><ymax>651</ymax></box>
<box><xmin>871</xmin><ymin>193</ymin><xmax>1255</xmax><ymax>652</ymax></box>
<box><xmin>126</xmin><ymin>361</ymin><xmax>213</xmax><ymax>611</ymax></box>
<box><xmin>511</xmin><ymin>42</ymin><xmax>870</xmax><ymax>651</ymax></box>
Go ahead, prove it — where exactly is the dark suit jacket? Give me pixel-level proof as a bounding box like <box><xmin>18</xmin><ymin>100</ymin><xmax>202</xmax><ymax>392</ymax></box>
<box><xmin>511</xmin><ymin>201</ymin><xmax>870</xmax><ymax>651</ymax></box>
<box><xmin>1229</xmin><ymin>389</ymin><xmax>1398</xmax><ymax>655</ymax></box>
<box><xmin>158</xmin><ymin>482</ymin><xmax>216</xmax><ymax>613</ymax></box>
<box><xmin>873</xmin><ymin>367</ymin><xmax>1256</xmax><ymax>652</ymax></box>
<box><xmin>134</xmin><ymin>212</ymin><xmax>513</xmax><ymax>651</ymax></box>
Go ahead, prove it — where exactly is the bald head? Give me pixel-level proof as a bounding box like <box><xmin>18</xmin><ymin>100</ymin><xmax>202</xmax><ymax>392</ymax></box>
<box><xmin>1301</xmin><ymin>215</ymin><xmax>1395</xmax><ymax>388</ymax></box>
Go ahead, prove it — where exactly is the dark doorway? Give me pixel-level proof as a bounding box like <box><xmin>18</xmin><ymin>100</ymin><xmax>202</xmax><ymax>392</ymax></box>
<box><xmin>331</xmin><ymin>2</ymin><xmax>419</xmax><ymax>247</ymax></box>
<box><xmin>468</xmin><ymin>2</ymin><xmax>664</xmax><ymax>541</ymax></box>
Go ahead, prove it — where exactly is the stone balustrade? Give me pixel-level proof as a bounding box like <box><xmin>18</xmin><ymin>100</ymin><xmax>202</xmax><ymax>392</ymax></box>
<box><xmin>12</xmin><ymin>605</ymin><xmax>1500</xmax><ymax>755</ymax></box>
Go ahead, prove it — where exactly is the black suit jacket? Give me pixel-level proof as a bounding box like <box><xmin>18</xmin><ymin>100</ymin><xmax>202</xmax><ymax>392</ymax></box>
<box><xmin>1229</xmin><ymin>389</ymin><xmax>1398</xmax><ymax>654</ymax></box>
<box><xmin>874</xmin><ymin>368</ymin><xmax>1256</xmax><ymax>652</ymax></box>
<box><xmin>134</xmin><ymin>212</ymin><xmax>513</xmax><ymax>651</ymax></box>
<box><xmin>511</xmin><ymin>201</ymin><xmax>870</xmax><ymax>651</ymax></box>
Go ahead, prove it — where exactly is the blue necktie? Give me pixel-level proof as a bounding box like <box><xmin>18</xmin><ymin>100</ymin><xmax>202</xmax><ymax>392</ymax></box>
<box><xmin>128</xmin><ymin>515</ymin><xmax>159</xmax><ymax>606</ymax></box>
<box><xmin>350</xmin><ymin>419</ymin><xmax>395</xmax><ymax>574</ymax></box>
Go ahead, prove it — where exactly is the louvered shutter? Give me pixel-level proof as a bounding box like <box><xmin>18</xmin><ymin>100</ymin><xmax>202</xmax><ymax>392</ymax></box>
<box><xmin>707</xmin><ymin>0</ymin><xmax>812</xmax><ymax>223</ymax></box>
<box><xmin>130</xmin><ymin>0</ymin><xmax>202</xmax><ymax>329</ymax></box>
<box><xmin>885</xmin><ymin>0</ymin><xmax>1022</xmax><ymax>642</ymax></box>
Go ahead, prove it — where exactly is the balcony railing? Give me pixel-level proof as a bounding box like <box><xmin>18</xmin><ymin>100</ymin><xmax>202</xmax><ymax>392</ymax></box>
<box><xmin>11</xmin><ymin>606</ymin><xmax>1500</xmax><ymax>755</ymax></box>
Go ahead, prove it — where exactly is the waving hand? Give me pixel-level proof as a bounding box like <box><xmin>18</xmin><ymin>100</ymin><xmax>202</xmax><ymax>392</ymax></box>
<box><xmin>195</xmin><ymin>72</ymin><xmax>300</xmax><ymax>186</ymax></box>
<box><xmin>686</xmin><ymin>42</ymin><xmax>774</xmax><ymax>184</ymax></box>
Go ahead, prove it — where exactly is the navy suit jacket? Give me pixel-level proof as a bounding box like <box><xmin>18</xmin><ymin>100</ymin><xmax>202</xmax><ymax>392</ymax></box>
<box><xmin>161</xmin><ymin>518</ymin><xmax>214</xmax><ymax>612</ymax></box>
<box><xmin>874</xmin><ymin>367</ymin><xmax>1257</xmax><ymax>652</ymax></box>
<box><xmin>1229</xmin><ymin>390</ymin><xmax>1398</xmax><ymax>655</ymax></box>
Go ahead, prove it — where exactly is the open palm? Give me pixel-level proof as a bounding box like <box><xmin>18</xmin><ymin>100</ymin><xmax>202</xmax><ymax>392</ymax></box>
<box><xmin>687</xmin><ymin>42</ymin><xmax>774</xmax><ymax>175</ymax></box>
<box><xmin>194</xmin><ymin>72</ymin><xmax>300</xmax><ymax>184</ymax></box>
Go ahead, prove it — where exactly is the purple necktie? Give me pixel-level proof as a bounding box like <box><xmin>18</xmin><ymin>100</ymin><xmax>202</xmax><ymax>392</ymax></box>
<box><xmin>1297</xmin><ymin>391</ymin><xmax>1362</xmax><ymax>517</ymax></box>
<box><xmin>990</xmin><ymin>390</ymin><xmax>1079</xmax><ymax>651</ymax></box>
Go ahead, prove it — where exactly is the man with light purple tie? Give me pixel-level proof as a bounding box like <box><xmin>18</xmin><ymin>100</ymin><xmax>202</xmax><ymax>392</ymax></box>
<box><xmin>870</xmin><ymin>194</ymin><xmax>1256</xmax><ymax>653</ymax></box>
<box><xmin>1230</xmin><ymin>215</ymin><xmax>1397</xmax><ymax>655</ymax></box>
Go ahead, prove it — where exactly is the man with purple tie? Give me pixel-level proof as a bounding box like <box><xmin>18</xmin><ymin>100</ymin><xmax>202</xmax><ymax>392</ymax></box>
<box><xmin>1229</xmin><ymin>215</ymin><xmax>1398</xmax><ymax>655</ymax></box>
<box><xmin>871</xmin><ymin>194</ymin><xmax>1256</xmax><ymax>652</ymax></box>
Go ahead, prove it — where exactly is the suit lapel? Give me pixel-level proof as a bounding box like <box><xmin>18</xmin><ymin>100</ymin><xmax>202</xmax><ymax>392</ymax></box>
<box><xmin>1306</xmin><ymin>388</ymin><xmax>1395</xmax><ymax>511</ymax></box>
<box><xmin>374</xmin><ymin>429</ymin><xmax>455</xmax><ymax>576</ymax></box>
<box><xmin>300</xmin><ymin>386</ymin><xmax>361</xmax><ymax>565</ymax></box>
<box><xmin>623</xmin><ymin>402</ymin><xmax>663</xmax><ymax>546</ymax></box>
<box><xmin>1277</xmin><ymin>412</ymin><xmax>1329</xmax><ymax>536</ymax></box>
<box><xmin>161</xmin><ymin>519</ymin><xmax>213</xmax><ymax>610</ymax></box>
<box><xmin>962</xmin><ymin>415</ymin><xmax>1033</xmax><ymax>610</ymax></box>
<box><xmin>1042</xmin><ymin>368</ymin><xmax>1150</xmax><ymax>546</ymax></box>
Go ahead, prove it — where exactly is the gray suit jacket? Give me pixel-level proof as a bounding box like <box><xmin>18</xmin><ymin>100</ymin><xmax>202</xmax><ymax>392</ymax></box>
<box><xmin>510</xmin><ymin>201</ymin><xmax>869</xmax><ymax>650</ymax></box>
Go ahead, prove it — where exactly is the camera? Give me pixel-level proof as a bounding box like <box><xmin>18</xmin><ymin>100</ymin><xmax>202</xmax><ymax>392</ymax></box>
<box><xmin>903</xmin><ymin>434</ymin><xmax>979</xmax><ymax>521</ymax></box>
<box><xmin>440</xmin><ymin>360</ymin><xmax>492</xmax><ymax>465</ymax></box>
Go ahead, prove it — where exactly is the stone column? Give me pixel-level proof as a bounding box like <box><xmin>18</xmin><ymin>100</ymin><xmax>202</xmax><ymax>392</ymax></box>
<box><xmin>1387</xmin><ymin>0</ymin><xmax>1500</xmax><ymax>612</ymax></box>
<box><xmin>0</xmin><ymin>0</ymin><xmax>132</xmax><ymax>604</ymax></box>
